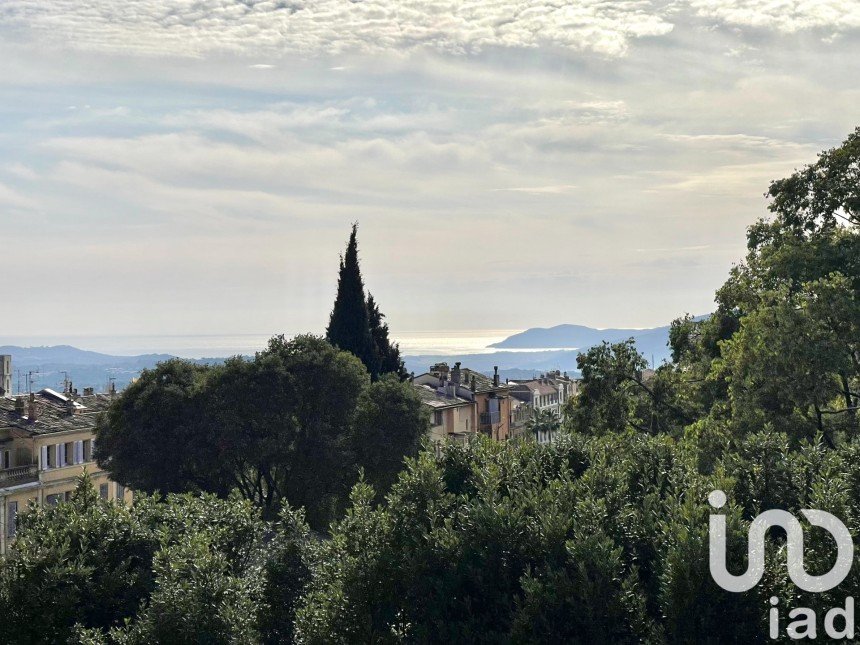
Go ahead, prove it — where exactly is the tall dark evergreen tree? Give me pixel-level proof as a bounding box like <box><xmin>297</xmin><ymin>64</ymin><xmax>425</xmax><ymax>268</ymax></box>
<box><xmin>326</xmin><ymin>224</ymin><xmax>407</xmax><ymax>381</ymax></box>
<box><xmin>367</xmin><ymin>292</ymin><xmax>406</xmax><ymax>380</ymax></box>
<box><xmin>326</xmin><ymin>224</ymin><xmax>379</xmax><ymax>378</ymax></box>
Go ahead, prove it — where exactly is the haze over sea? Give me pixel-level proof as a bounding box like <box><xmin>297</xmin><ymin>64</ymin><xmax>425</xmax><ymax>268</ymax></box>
<box><xmin>0</xmin><ymin>331</ymin><xmax>536</xmax><ymax>359</ymax></box>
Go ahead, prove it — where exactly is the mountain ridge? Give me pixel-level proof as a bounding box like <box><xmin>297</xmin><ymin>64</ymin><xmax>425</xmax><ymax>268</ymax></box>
<box><xmin>488</xmin><ymin>316</ymin><xmax>709</xmax><ymax>358</ymax></box>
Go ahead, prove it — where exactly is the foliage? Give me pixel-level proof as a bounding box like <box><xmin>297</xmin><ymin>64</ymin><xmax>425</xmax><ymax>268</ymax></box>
<box><xmin>326</xmin><ymin>223</ymin><xmax>378</xmax><ymax>379</ymax></box>
<box><xmin>206</xmin><ymin>335</ymin><xmax>368</xmax><ymax>527</ymax></box>
<box><xmin>96</xmin><ymin>335</ymin><xmax>425</xmax><ymax>530</ymax></box>
<box><xmin>326</xmin><ymin>224</ymin><xmax>404</xmax><ymax>380</ymax></box>
<box><xmin>569</xmin><ymin>127</ymin><xmax>860</xmax><ymax>447</ymax></box>
<box><xmin>350</xmin><ymin>374</ymin><xmax>429</xmax><ymax>499</ymax></box>
<box><xmin>295</xmin><ymin>432</ymin><xmax>860</xmax><ymax>643</ymax></box>
<box><xmin>0</xmin><ymin>474</ymin><xmax>267</xmax><ymax>644</ymax></box>
<box><xmin>95</xmin><ymin>359</ymin><xmax>213</xmax><ymax>495</ymax></box>
<box><xmin>366</xmin><ymin>293</ymin><xmax>406</xmax><ymax>380</ymax></box>
<box><xmin>524</xmin><ymin>407</ymin><xmax>560</xmax><ymax>442</ymax></box>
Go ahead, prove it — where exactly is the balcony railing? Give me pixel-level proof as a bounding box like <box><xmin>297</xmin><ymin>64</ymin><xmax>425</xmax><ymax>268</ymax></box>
<box><xmin>0</xmin><ymin>464</ymin><xmax>39</xmax><ymax>487</ymax></box>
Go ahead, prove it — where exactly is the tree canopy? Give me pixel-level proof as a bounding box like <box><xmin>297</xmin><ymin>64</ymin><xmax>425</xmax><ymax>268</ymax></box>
<box><xmin>570</xmin><ymin>127</ymin><xmax>860</xmax><ymax>448</ymax></box>
<box><xmin>96</xmin><ymin>335</ymin><xmax>426</xmax><ymax>529</ymax></box>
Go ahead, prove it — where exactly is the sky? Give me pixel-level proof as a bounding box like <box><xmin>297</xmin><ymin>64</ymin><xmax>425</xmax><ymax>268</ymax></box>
<box><xmin>0</xmin><ymin>1</ymin><xmax>858</xmax><ymax>341</ymax></box>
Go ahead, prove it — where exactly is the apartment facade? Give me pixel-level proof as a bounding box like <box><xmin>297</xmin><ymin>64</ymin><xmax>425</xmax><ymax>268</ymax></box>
<box><xmin>0</xmin><ymin>387</ymin><xmax>131</xmax><ymax>555</ymax></box>
<box><xmin>508</xmin><ymin>371</ymin><xmax>580</xmax><ymax>444</ymax></box>
<box><xmin>413</xmin><ymin>362</ymin><xmax>513</xmax><ymax>444</ymax></box>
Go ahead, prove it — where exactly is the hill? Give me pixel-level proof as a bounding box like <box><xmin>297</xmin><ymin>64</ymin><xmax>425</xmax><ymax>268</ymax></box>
<box><xmin>487</xmin><ymin>317</ymin><xmax>709</xmax><ymax>364</ymax></box>
<box><xmin>0</xmin><ymin>345</ymin><xmax>222</xmax><ymax>394</ymax></box>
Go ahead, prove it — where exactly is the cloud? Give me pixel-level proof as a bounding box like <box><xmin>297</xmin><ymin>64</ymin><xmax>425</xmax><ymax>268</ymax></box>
<box><xmin>493</xmin><ymin>185</ymin><xmax>578</xmax><ymax>195</ymax></box>
<box><xmin>0</xmin><ymin>0</ymin><xmax>674</xmax><ymax>59</ymax></box>
<box><xmin>687</xmin><ymin>0</ymin><xmax>860</xmax><ymax>33</ymax></box>
<box><xmin>0</xmin><ymin>1</ymin><xmax>857</xmax><ymax>335</ymax></box>
<box><xmin>0</xmin><ymin>180</ymin><xmax>36</xmax><ymax>209</ymax></box>
<box><xmin>3</xmin><ymin>162</ymin><xmax>39</xmax><ymax>180</ymax></box>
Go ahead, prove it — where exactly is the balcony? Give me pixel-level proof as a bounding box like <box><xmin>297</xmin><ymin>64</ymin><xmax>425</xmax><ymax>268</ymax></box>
<box><xmin>0</xmin><ymin>464</ymin><xmax>39</xmax><ymax>488</ymax></box>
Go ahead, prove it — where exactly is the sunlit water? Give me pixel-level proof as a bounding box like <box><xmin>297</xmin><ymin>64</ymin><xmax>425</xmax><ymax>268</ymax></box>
<box><xmin>0</xmin><ymin>330</ymin><xmax>566</xmax><ymax>359</ymax></box>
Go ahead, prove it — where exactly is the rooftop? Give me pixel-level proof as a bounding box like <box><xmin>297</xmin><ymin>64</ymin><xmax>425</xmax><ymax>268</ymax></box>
<box><xmin>0</xmin><ymin>390</ymin><xmax>113</xmax><ymax>436</ymax></box>
<box><xmin>423</xmin><ymin>362</ymin><xmax>509</xmax><ymax>394</ymax></box>
<box><xmin>412</xmin><ymin>384</ymin><xmax>472</xmax><ymax>408</ymax></box>
<box><xmin>509</xmin><ymin>380</ymin><xmax>560</xmax><ymax>396</ymax></box>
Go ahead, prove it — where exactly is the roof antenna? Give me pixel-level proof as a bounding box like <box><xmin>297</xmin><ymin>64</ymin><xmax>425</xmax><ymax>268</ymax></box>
<box><xmin>27</xmin><ymin>370</ymin><xmax>40</xmax><ymax>394</ymax></box>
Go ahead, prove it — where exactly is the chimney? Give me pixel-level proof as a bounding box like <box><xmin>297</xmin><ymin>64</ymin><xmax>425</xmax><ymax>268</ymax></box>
<box><xmin>14</xmin><ymin>396</ymin><xmax>25</xmax><ymax>416</ymax></box>
<box><xmin>451</xmin><ymin>362</ymin><xmax>461</xmax><ymax>385</ymax></box>
<box><xmin>493</xmin><ymin>366</ymin><xmax>499</xmax><ymax>387</ymax></box>
<box><xmin>470</xmin><ymin>375</ymin><xmax>477</xmax><ymax>392</ymax></box>
<box><xmin>430</xmin><ymin>362</ymin><xmax>449</xmax><ymax>378</ymax></box>
<box><xmin>28</xmin><ymin>393</ymin><xmax>37</xmax><ymax>423</ymax></box>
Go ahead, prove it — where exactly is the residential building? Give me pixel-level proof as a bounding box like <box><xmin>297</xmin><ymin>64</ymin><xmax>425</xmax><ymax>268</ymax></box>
<box><xmin>509</xmin><ymin>371</ymin><xmax>578</xmax><ymax>419</ymax></box>
<box><xmin>412</xmin><ymin>362</ymin><xmax>513</xmax><ymax>443</ymax></box>
<box><xmin>508</xmin><ymin>371</ymin><xmax>579</xmax><ymax>444</ymax></box>
<box><xmin>508</xmin><ymin>399</ymin><xmax>534</xmax><ymax>442</ymax></box>
<box><xmin>0</xmin><ymin>385</ymin><xmax>131</xmax><ymax>555</ymax></box>
<box><xmin>411</xmin><ymin>363</ymin><xmax>581</xmax><ymax>446</ymax></box>
<box><xmin>412</xmin><ymin>380</ymin><xmax>475</xmax><ymax>445</ymax></box>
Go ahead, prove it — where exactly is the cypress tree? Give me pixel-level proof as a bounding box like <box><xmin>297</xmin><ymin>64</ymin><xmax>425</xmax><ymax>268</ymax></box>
<box><xmin>367</xmin><ymin>292</ymin><xmax>406</xmax><ymax>380</ymax></box>
<box><xmin>326</xmin><ymin>224</ymin><xmax>377</xmax><ymax>378</ymax></box>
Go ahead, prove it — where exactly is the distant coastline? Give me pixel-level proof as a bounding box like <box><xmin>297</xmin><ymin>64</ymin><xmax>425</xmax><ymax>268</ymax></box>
<box><xmin>1</xmin><ymin>323</ymin><xmax>680</xmax><ymax>395</ymax></box>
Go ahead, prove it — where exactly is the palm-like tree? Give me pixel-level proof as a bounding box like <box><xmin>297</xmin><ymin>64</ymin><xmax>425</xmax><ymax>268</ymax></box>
<box><xmin>525</xmin><ymin>408</ymin><xmax>560</xmax><ymax>443</ymax></box>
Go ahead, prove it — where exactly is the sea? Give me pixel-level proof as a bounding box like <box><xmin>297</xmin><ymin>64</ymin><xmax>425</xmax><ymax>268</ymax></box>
<box><xmin>0</xmin><ymin>330</ymin><xmax>529</xmax><ymax>359</ymax></box>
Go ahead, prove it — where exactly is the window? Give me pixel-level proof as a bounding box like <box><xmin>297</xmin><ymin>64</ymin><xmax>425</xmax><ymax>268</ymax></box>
<box><xmin>83</xmin><ymin>439</ymin><xmax>92</xmax><ymax>462</ymax></box>
<box><xmin>432</xmin><ymin>410</ymin><xmax>443</xmax><ymax>426</ymax></box>
<box><xmin>46</xmin><ymin>493</ymin><xmax>63</xmax><ymax>506</ymax></box>
<box><xmin>6</xmin><ymin>502</ymin><xmax>17</xmax><ymax>538</ymax></box>
<box><xmin>64</xmin><ymin>442</ymin><xmax>75</xmax><ymax>466</ymax></box>
<box><xmin>116</xmin><ymin>484</ymin><xmax>126</xmax><ymax>501</ymax></box>
<box><xmin>74</xmin><ymin>441</ymin><xmax>84</xmax><ymax>465</ymax></box>
<box><xmin>99</xmin><ymin>483</ymin><xmax>109</xmax><ymax>500</ymax></box>
<box><xmin>40</xmin><ymin>445</ymin><xmax>53</xmax><ymax>470</ymax></box>
<box><xmin>2</xmin><ymin>450</ymin><xmax>9</xmax><ymax>470</ymax></box>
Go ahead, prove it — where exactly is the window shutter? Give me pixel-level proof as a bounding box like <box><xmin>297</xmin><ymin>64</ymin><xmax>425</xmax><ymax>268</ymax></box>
<box><xmin>74</xmin><ymin>441</ymin><xmax>83</xmax><ymax>464</ymax></box>
<box><xmin>41</xmin><ymin>445</ymin><xmax>49</xmax><ymax>470</ymax></box>
<box><xmin>56</xmin><ymin>443</ymin><xmax>64</xmax><ymax>468</ymax></box>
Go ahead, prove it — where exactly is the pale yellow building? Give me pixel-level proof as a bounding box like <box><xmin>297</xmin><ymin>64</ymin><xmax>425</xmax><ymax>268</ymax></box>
<box><xmin>0</xmin><ymin>388</ymin><xmax>131</xmax><ymax>555</ymax></box>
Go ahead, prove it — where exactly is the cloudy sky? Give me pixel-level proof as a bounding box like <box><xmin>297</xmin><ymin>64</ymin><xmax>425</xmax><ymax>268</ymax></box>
<box><xmin>0</xmin><ymin>1</ymin><xmax>858</xmax><ymax>341</ymax></box>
